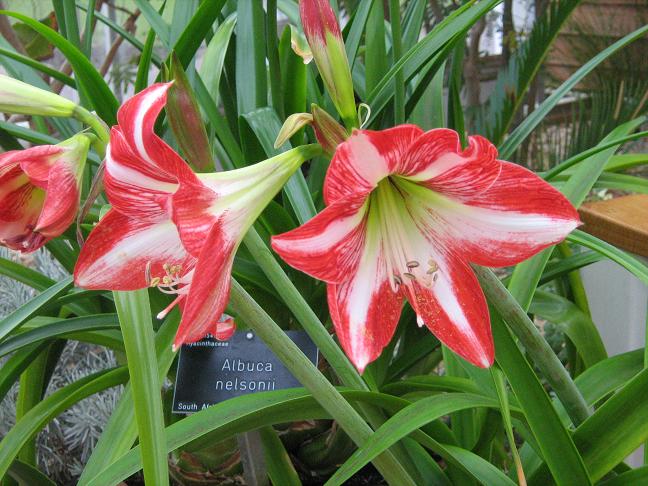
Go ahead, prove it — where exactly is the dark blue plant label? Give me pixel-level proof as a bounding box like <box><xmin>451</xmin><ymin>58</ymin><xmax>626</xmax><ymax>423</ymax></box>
<box><xmin>172</xmin><ymin>330</ymin><xmax>318</xmax><ymax>413</ymax></box>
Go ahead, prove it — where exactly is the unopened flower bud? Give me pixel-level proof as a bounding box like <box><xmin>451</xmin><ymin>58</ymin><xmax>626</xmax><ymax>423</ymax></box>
<box><xmin>0</xmin><ymin>74</ymin><xmax>77</xmax><ymax>117</ymax></box>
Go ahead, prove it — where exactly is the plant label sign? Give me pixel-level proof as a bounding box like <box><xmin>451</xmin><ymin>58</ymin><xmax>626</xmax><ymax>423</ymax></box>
<box><xmin>172</xmin><ymin>330</ymin><xmax>318</xmax><ymax>413</ymax></box>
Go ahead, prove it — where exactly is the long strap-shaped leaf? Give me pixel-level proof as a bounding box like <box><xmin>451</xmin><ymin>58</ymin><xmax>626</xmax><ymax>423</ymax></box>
<box><xmin>0</xmin><ymin>11</ymin><xmax>119</xmax><ymax>124</ymax></box>
<box><xmin>530</xmin><ymin>368</ymin><xmax>648</xmax><ymax>484</ymax></box>
<box><xmin>478</xmin><ymin>0</ymin><xmax>582</xmax><ymax>144</ymax></box>
<box><xmin>0</xmin><ymin>277</ymin><xmax>72</xmax><ymax>342</ymax></box>
<box><xmin>113</xmin><ymin>289</ymin><xmax>169</xmax><ymax>486</ymax></box>
<box><xmin>0</xmin><ymin>367</ymin><xmax>128</xmax><ymax>478</ymax></box>
<box><xmin>498</xmin><ymin>25</ymin><xmax>648</xmax><ymax>159</ymax></box>
<box><xmin>78</xmin><ymin>311</ymin><xmax>179</xmax><ymax>484</ymax></box>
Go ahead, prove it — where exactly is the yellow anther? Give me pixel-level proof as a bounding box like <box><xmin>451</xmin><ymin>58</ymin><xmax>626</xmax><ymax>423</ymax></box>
<box><xmin>162</xmin><ymin>276</ymin><xmax>172</xmax><ymax>285</ymax></box>
<box><xmin>406</xmin><ymin>261</ymin><xmax>419</xmax><ymax>268</ymax></box>
<box><xmin>149</xmin><ymin>277</ymin><xmax>160</xmax><ymax>287</ymax></box>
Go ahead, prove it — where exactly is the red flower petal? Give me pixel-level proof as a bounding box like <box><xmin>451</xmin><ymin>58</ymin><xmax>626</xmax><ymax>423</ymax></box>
<box><xmin>402</xmin><ymin>249</ymin><xmax>494</xmax><ymax>368</ymax></box>
<box><xmin>323</xmin><ymin>125</ymin><xmax>423</xmax><ymax>204</ymax></box>
<box><xmin>271</xmin><ymin>196</ymin><xmax>368</xmax><ymax>283</ymax></box>
<box><xmin>300</xmin><ymin>0</ymin><xmax>342</xmax><ymax>43</ymax></box>
<box><xmin>173</xmin><ymin>224</ymin><xmax>235</xmax><ymax>348</ymax></box>
<box><xmin>34</xmin><ymin>162</ymin><xmax>79</xmax><ymax>237</ymax></box>
<box><xmin>171</xmin><ymin>174</ymin><xmax>218</xmax><ymax>257</ymax></box>
<box><xmin>400</xmin><ymin>130</ymin><xmax>500</xmax><ymax>199</ymax></box>
<box><xmin>433</xmin><ymin>161</ymin><xmax>580</xmax><ymax>267</ymax></box>
<box><xmin>326</xmin><ymin>223</ymin><xmax>404</xmax><ymax>373</ymax></box>
<box><xmin>74</xmin><ymin>209</ymin><xmax>193</xmax><ymax>290</ymax></box>
<box><xmin>16</xmin><ymin>145</ymin><xmax>62</xmax><ymax>188</ymax></box>
<box><xmin>116</xmin><ymin>83</ymin><xmax>191</xmax><ymax>178</ymax></box>
<box><xmin>105</xmin><ymin>128</ymin><xmax>177</xmax><ymax>221</ymax></box>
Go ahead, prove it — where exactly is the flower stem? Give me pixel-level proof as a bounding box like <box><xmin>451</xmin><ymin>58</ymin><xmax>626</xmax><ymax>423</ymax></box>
<box><xmin>473</xmin><ymin>265</ymin><xmax>591</xmax><ymax>426</ymax></box>
<box><xmin>229</xmin><ymin>279</ymin><xmax>417</xmax><ymax>486</ymax></box>
<box><xmin>73</xmin><ymin>106</ymin><xmax>110</xmax><ymax>158</ymax></box>
<box><xmin>242</xmin><ymin>228</ymin><xmax>420</xmax><ymax>480</ymax></box>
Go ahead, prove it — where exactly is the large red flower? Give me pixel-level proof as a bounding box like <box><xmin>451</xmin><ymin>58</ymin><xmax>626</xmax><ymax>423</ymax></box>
<box><xmin>272</xmin><ymin>126</ymin><xmax>580</xmax><ymax>371</ymax></box>
<box><xmin>74</xmin><ymin>83</ymin><xmax>318</xmax><ymax>349</ymax></box>
<box><xmin>0</xmin><ymin>133</ymin><xmax>92</xmax><ymax>252</ymax></box>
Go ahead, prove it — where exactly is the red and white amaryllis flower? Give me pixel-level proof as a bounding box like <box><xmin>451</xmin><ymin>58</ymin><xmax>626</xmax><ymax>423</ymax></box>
<box><xmin>0</xmin><ymin>133</ymin><xmax>92</xmax><ymax>252</ymax></box>
<box><xmin>272</xmin><ymin>126</ymin><xmax>580</xmax><ymax>371</ymax></box>
<box><xmin>74</xmin><ymin>83</ymin><xmax>319</xmax><ymax>349</ymax></box>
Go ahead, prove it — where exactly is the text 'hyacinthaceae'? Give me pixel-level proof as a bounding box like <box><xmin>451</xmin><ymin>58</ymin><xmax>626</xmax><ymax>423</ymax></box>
<box><xmin>0</xmin><ymin>133</ymin><xmax>93</xmax><ymax>252</ymax></box>
<box><xmin>272</xmin><ymin>126</ymin><xmax>581</xmax><ymax>372</ymax></box>
<box><xmin>74</xmin><ymin>83</ymin><xmax>320</xmax><ymax>349</ymax></box>
<box><xmin>0</xmin><ymin>74</ymin><xmax>77</xmax><ymax>117</ymax></box>
<box><xmin>300</xmin><ymin>0</ymin><xmax>356</xmax><ymax>129</ymax></box>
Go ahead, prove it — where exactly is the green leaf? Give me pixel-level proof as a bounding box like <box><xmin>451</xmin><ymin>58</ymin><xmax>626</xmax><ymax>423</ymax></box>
<box><xmin>0</xmin><ymin>342</ymin><xmax>49</xmax><ymax>403</ymax></box>
<box><xmin>0</xmin><ymin>257</ymin><xmax>55</xmax><ymax>291</ymax></box>
<box><xmin>326</xmin><ymin>393</ymin><xmax>505</xmax><ymax>485</ymax></box>
<box><xmin>1</xmin><ymin>11</ymin><xmax>119</xmax><ymax>124</ymax></box>
<box><xmin>0</xmin><ymin>277</ymin><xmax>72</xmax><ymax>343</ymax></box>
<box><xmin>0</xmin><ymin>367</ymin><xmax>128</xmax><ymax>478</ymax></box>
<box><xmin>367</xmin><ymin>0</ymin><xmax>500</xmax><ymax>122</ymax></box>
<box><xmin>167</xmin><ymin>0</ymin><xmax>227</xmax><ymax>68</ymax></box>
<box><xmin>598</xmin><ymin>466</ymin><xmax>648</xmax><ymax>486</ymax></box>
<box><xmin>0</xmin><ymin>47</ymin><xmax>75</xmax><ymax>86</ymax></box>
<box><xmin>259</xmin><ymin>426</ymin><xmax>302</xmax><ymax>486</ymax></box>
<box><xmin>476</xmin><ymin>0</ymin><xmax>581</xmax><ymax>144</ymax></box>
<box><xmin>489</xmin><ymin>311</ymin><xmax>591</xmax><ymax>485</ymax></box>
<box><xmin>199</xmin><ymin>14</ymin><xmax>237</xmax><ymax>106</ymax></box>
<box><xmin>498</xmin><ymin>25</ymin><xmax>648</xmax><ymax>158</ymax></box>
<box><xmin>344</xmin><ymin>0</ymin><xmax>375</xmax><ymax>70</ymax></box>
<box><xmin>508</xmin><ymin>117</ymin><xmax>644</xmax><ymax>312</ymax></box>
<box><xmin>134</xmin><ymin>0</ymin><xmax>171</xmax><ymax>48</ymax></box>
<box><xmin>0</xmin><ymin>314</ymin><xmax>119</xmax><ymax>359</ymax></box>
<box><xmin>135</xmin><ymin>28</ymin><xmax>156</xmax><ymax>93</ymax></box>
<box><xmin>531</xmin><ymin>368</ymin><xmax>648</xmax><ymax>483</ymax></box>
<box><xmin>567</xmin><ymin>230</ymin><xmax>648</xmax><ymax>286</ymax></box>
<box><xmin>76</xmin><ymin>3</ymin><xmax>162</xmax><ymax>66</ymax></box>
<box><xmin>236</xmin><ymin>0</ymin><xmax>267</xmax><ymax>114</ymax></box>
<box><xmin>78</xmin><ymin>311</ymin><xmax>180</xmax><ymax>485</ymax></box>
<box><xmin>86</xmin><ymin>389</ymin><xmax>431</xmax><ymax>484</ymax></box>
<box><xmin>113</xmin><ymin>289</ymin><xmax>169</xmax><ymax>486</ymax></box>
<box><xmin>529</xmin><ymin>291</ymin><xmax>607</xmax><ymax>368</ymax></box>
<box><xmin>7</xmin><ymin>459</ymin><xmax>56</xmax><ymax>486</ymax></box>
<box><xmin>239</xmin><ymin>108</ymin><xmax>317</xmax><ymax>223</ymax></box>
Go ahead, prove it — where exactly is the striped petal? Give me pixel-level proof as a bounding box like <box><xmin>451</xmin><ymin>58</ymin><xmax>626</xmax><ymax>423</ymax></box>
<box><xmin>34</xmin><ymin>162</ymin><xmax>80</xmax><ymax>237</ymax></box>
<box><xmin>400</xmin><ymin>130</ymin><xmax>500</xmax><ymax>199</ymax></box>
<box><xmin>116</xmin><ymin>82</ymin><xmax>191</xmax><ymax>178</ymax></box>
<box><xmin>271</xmin><ymin>196</ymin><xmax>368</xmax><ymax>283</ymax></box>
<box><xmin>173</xmin><ymin>224</ymin><xmax>236</xmax><ymax>348</ymax></box>
<box><xmin>105</xmin><ymin>128</ymin><xmax>177</xmax><ymax>221</ymax></box>
<box><xmin>427</xmin><ymin>161</ymin><xmax>580</xmax><ymax>267</ymax></box>
<box><xmin>0</xmin><ymin>185</ymin><xmax>46</xmax><ymax>252</ymax></box>
<box><xmin>324</xmin><ymin>125</ymin><xmax>423</xmax><ymax>204</ymax></box>
<box><xmin>401</xmin><ymin>247</ymin><xmax>493</xmax><ymax>368</ymax></box>
<box><xmin>74</xmin><ymin>209</ymin><xmax>194</xmax><ymax>291</ymax></box>
<box><xmin>14</xmin><ymin>145</ymin><xmax>62</xmax><ymax>188</ymax></box>
<box><xmin>326</xmin><ymin>213</ymin><xmax>403</xmax><ymax>373</ymax></box>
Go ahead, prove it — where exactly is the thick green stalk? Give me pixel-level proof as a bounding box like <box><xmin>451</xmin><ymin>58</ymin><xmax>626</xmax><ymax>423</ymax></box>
<box><xmin>243</xmin><ymin>229</ymin><xmax>363</xmax><ymax>389</ymax></box>
<box><xmin>229</xmin><ymin>279</ymin><xmax>416</xmax><ymax>486</ymax></box>
<box><xmin>473</xmin><ymin>266</ymin><xmax>591</xmax><ymax>426</ymax></box>
<box><xmin>242</xmin><ymin>229</ymin><xmax>421</xmax><ymax>478</ymax></box>
<box><xmin>388</xmin><ymin>0</ymin><xmax>405</xmax><ymax>124</ymax></box>
<box><xmin>73</xmin><ymin>106</ymin><xmax>109</xmax><ymax>157</ymax></box>
<box><xmin>113</xmin><ymin>289</ymin><xmax>168</xmax><ymax>486</ymax></box>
